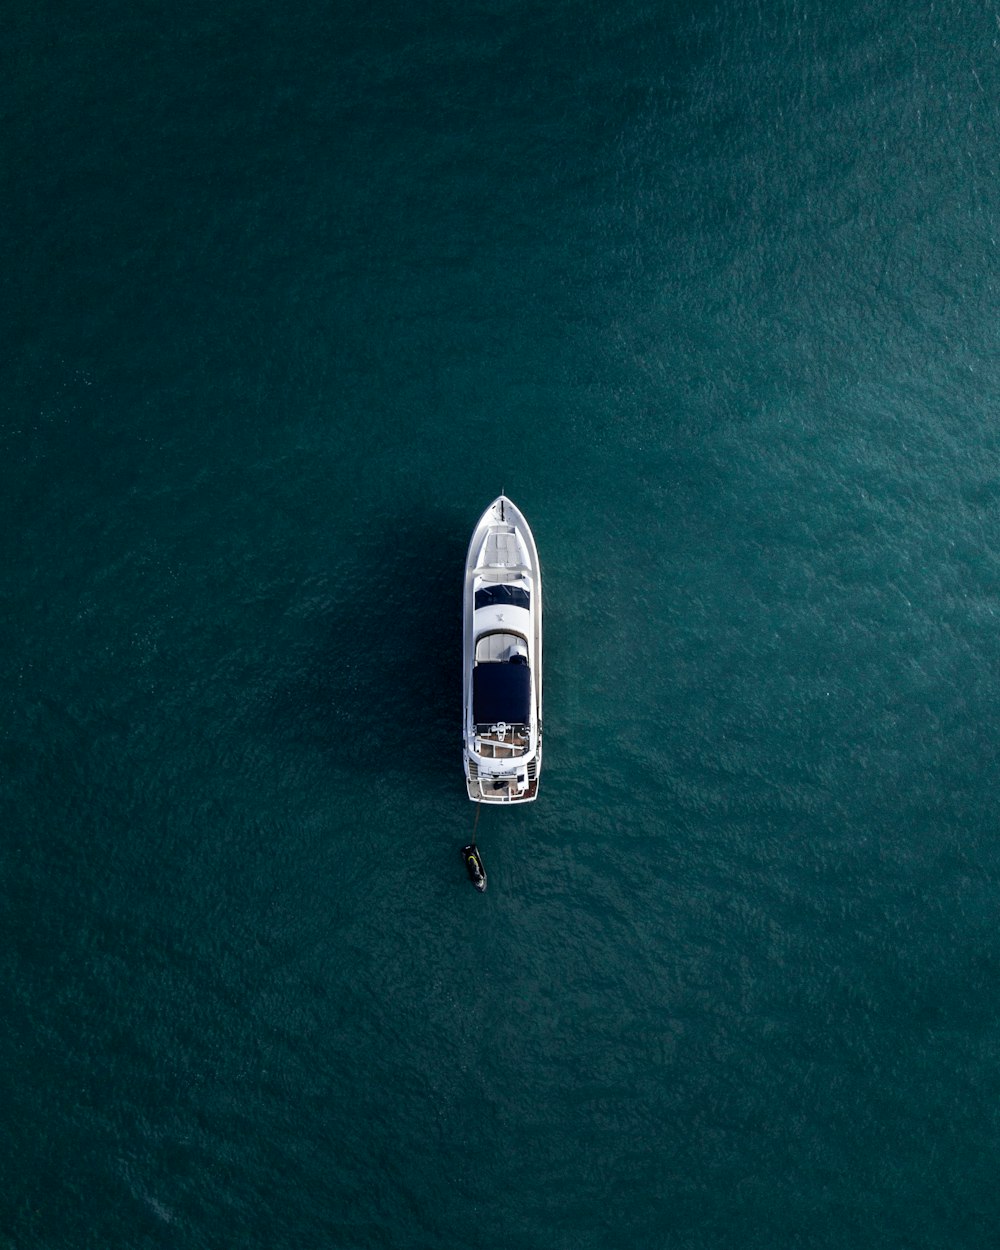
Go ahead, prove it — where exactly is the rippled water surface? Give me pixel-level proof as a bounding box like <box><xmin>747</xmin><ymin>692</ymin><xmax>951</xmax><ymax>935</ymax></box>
<box><xmin>3</xmin><ymin>2</ymin><xmax>1000</xmax><ymax>1246</ymax></box>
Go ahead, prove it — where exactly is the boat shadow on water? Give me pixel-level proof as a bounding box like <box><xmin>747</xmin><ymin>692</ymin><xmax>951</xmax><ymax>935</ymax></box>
<box><xmin>265</xmin><ymin>509</ymin><xmax>465</xmax><ymax>798</ymax></box>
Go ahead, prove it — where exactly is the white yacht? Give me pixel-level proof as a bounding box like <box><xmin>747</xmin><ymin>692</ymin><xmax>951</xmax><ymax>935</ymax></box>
<box><xmin>463</xmin><ymin>496</ymin><xmax>542</xmax><ymax>803</ymax></box>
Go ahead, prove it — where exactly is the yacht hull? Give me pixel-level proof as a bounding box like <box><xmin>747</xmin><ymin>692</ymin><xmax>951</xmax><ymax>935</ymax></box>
<box><xmin>462</xmin><ymin>496</ymin><xmax>542</xmax><ymax>803</ymax></box>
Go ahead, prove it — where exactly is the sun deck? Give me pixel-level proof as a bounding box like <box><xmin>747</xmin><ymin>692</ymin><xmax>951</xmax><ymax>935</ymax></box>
<box><xmin>476</xmin><ymin>528</ymin><xmax>529</xmax><ymax>579</ymax></box>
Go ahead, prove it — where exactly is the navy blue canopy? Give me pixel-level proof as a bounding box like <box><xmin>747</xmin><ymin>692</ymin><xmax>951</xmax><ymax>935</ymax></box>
<box><xmin>473</xmin><ymin>661</ymin><xmax>531</xmax><ymax>725</ymax></box>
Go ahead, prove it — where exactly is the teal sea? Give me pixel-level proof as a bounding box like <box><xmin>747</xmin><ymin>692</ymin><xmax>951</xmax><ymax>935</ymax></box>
<box><xmin>4</xmin><ymin>2</ymin><xmax>1000</xmax><ymax>1246</ymax></box>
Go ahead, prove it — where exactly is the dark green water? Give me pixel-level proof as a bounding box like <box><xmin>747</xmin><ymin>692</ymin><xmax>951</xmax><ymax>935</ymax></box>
<box><xmin>4</xmin><ymin>3</ymin><xmax>1000</xmax><ymax>1246</ymax></box>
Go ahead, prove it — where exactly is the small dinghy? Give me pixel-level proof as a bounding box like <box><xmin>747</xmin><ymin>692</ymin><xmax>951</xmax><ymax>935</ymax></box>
<box><xmin>461</xmin><ymin>843</ymin><xmax>487</xmax><ymax>892</ymax></box>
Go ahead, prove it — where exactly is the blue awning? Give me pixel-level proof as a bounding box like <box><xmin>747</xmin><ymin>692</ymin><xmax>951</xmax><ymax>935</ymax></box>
<box><xmin>473</xmin><ymin>661</ymin><xmax>531</xmax><ymax>725</ymax></box>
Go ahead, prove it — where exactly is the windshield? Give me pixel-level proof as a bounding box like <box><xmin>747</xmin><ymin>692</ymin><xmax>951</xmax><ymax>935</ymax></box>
<box><xmin>474</xmin><ymin>585</ymin><xmax>530</xmax><ymax>611</ymax></box>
